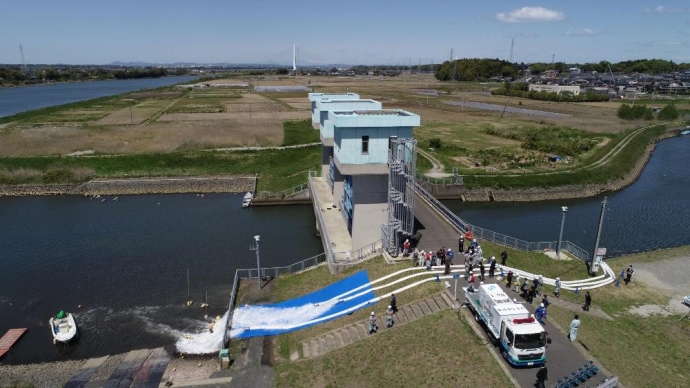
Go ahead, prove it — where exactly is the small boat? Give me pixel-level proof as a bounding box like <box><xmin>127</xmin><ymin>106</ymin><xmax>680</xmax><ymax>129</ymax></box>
<box><xmin>680</xmin><ymin>130</ymin><xmax>690</xmax><ymax>136</ymax></box>
<box><xmin>49</xmin><ymin>310</ymin><xmax>78</xmax><ymax>344</ymax></box>
<box><xmin>242</xmin><ymin>192</ymin><xmax>253</xmax><ymax>208</ymax></box>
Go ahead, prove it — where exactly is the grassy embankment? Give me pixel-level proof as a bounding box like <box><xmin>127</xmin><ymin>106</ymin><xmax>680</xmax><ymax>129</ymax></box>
<box><xmin>265</xmin><ymin>241</ymin><xmax>590</xmax><ymax>387</ymax></box>
<box><xmin>542</xmin><ymin>246</ymin><xmax>690</xmax><ymax>388</ymax></box>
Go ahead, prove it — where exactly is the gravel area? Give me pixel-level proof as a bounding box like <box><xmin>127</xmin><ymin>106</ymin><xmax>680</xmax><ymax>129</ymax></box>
<box><xmin>628</xmin><ymin>255</ymin><xmax>690</xmax><ymax>316</ymax></box>
<box><xmin>161</xmin><ymin>355</ymin><xmax>218</xmax><ymax>384</ymax></box>
<box><xmin>0</xmin><ymin>359</ymin><xmax>84</xmax><ymax>387</ymax></box>
<box><xmin>91</xmin><ymin>353</ymin><xmax>125</xmax><ymax>381</ymax></box>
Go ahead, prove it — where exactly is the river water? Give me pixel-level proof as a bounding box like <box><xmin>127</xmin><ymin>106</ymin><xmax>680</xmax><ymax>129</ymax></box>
<box><xmin>0</xmin><ymin>76</ymin><xmax>198</xmax><ymax>118</ymax></box>
<box><xmin>444</xmin><ymin>135</ymin><xmax>690</xmax><ymax>257</ymax></box>
<box><xmin>0</xmin><ymin>194</ymin><xmax>322</xmax><ymax>364</ymax></box>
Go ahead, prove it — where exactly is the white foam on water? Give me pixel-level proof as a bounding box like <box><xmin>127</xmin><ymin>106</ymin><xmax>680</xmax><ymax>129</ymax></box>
<box><xmin>175</xmin><ymin>310</ymin><xmax>229</xmax><ymax>354</ymax></box>
<box><xmin>230</xmin><ymin>299</ymin><xmax>338</xmax><ymax>337</ymax></box>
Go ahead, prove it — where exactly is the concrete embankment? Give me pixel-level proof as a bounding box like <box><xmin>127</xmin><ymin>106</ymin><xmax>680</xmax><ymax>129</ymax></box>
<box><xmin>0</xmin><ymin>176</ymin><xmax>255</xmax><ymax>197</ymax></box>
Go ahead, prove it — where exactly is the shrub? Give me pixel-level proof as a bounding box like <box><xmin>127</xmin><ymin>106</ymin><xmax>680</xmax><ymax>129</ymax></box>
<box><xmin>657</xmin><ymin>104</ymin><xmax>679</xmax><ymax>121</ymax></box>
<box><xmin>429</xmin><ymin>138</ymin><xmax>442</xmax><ymax>149</ymax></box>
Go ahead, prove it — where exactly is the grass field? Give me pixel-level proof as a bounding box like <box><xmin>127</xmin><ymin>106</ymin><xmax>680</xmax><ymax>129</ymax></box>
<box><xmin>282</xmin><ymin>119</ymin><xmax>320</xmax><ymax>146</ymax></box>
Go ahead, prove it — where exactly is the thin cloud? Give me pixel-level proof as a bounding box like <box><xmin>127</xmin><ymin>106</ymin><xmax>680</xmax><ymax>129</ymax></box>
<box><xmin>517</xmin><ymin>33</ymin><xmax>538</xmax><ymax>38</ymax></box>
<box><xmin>633</xmin><ymin>40</ymin><xmax>688</xmax><ymax>48</ymax></box>
<box><xmin>645</xmin><ymin>6</ymin><xmax>690</xmax><ymax>14</ymax></box>
<box><xmin>497</xmin><ymin>7</ymin><xmax>564</xmax><ymax>23</ymax></box>
<box><xmin>565</xmin><ymin>28</ymin><xmax>602</xmax><ymax>36</ymax></box>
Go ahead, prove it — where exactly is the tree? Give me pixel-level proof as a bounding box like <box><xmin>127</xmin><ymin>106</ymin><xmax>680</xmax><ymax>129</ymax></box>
<box><xmin>275</xmin><ymin>68</ymin><xmax>289</xmax><ymax>75</ymax></box>
<box><xmin>657</xmin><ymin>104</ymin><xmax>679</xmax><ymax>121</ymax></box>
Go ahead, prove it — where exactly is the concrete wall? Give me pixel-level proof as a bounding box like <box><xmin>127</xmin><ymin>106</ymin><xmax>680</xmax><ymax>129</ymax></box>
<box><xmin>334</xmin><ymin>126</ymin><xmax>414</xmax><ymax>165</ymax></box>
<box><xmin>322</xmin><ymin>146</ymin><xmax>333</xmax><ymax>179</ymax></box>
<box><xmin>350</xmin><ymin>174</ymin><xmax>388</xmax><ymax>249</ymax></box>
<box><xmin>308</xmin><ymin>93</ymin><xmax>360</xmax><ymax>124</ymax></box>
<box><xmin>332</xmin><ymin>164</ymin><xmax>345</xmax><ymax>206</ymax></box>
<box><xmin>528</xmin><ymin>84</ymin><xmax>581</xmax><ymax>95</ymax></box>
<box><xmin>351</xmin><ymin>202</ymin><xmax>388</xmax><ymax>249</ymax></box>
<box><xmin>317</xmin><ymin>100</ymin><xmax>382</xmax><ymax>130</ymax></box>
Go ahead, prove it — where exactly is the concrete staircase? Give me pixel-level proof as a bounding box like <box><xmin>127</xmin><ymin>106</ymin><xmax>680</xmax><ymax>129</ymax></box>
<box><xmin>65</xmin><ymin>347</ymin><xmax>172</xmax><ymax>388</ymax></box>
<box><xmin>300</xmin><ymin>293</ymin><xmax>454</xmax><ymax>359</ymax></box>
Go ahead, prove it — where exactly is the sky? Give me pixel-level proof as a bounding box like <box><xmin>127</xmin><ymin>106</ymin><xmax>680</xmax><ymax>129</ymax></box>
<box><xmin>1</xmin><ymin>0</ymin><xmax>689</xmax><ymax>65</ymax></box>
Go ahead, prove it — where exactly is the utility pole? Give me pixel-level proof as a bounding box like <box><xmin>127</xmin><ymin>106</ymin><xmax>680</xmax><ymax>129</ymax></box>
<box><xmin>250</xmin><ymin>235</ymin><xmax>261</xmax><ymax>289</ymax></box>
<box><xmin>556</xmin><ymin>206</ymin><xmax>568</xmax><ymax>259</ymax></box>
<box><xmin>591</xmin><ymin>197</ymin><xmax>608</xmax><ymax>275</ymax></box>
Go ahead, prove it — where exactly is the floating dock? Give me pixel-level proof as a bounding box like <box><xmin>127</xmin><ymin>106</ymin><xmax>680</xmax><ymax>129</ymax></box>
<box><xmin>0</xmin><ymin>328</ymin><xmax>27</xmax><ymax>358</ymax></box>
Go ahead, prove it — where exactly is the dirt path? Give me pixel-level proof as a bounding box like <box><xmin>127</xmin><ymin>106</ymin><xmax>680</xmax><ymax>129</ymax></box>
<box><xmin>417</xmin><ymin>148</ymin><xmax>452</xmax><ymax>178</ymax></box>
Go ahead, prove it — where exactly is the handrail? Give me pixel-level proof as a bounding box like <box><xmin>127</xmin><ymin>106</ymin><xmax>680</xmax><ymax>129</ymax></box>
<box><xmin>254</xmin><ymin>181</ymin><xmax>308</xmax><ymax>199</ymax></box>
<box><xmin>416</xmin><ymin>172</ymin><xmax>463</xmax><ymax>186</ymax></box>
<box><xmin>414</xmin><ymin>181</ymin><xmax>591</xmax><ymax>262</ymax></box>
<box><xmin>308</xmin><ymin>173</ymin><xmax>337</xmax><ymax>271</ymax></box>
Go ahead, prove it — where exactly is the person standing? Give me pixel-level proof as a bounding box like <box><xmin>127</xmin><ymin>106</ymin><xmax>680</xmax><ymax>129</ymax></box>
<box><xmin>536</xmin><ymin>275</ymin><xmax>544</xmax><ymax>296</ymax></box>
<box><xmin>446</xmin><ymin>248</ymin><xmax>454</xmax><ymax>265</ymax></box>
<box><xmin>418</xmin><ymin>250</ymin><xmax>426</xmax><ymax>267</ymax></box>
<box><xmin>476</xmin><ymin>245</ymin><xmax>484</xmax><ymax>259</ymax></box>
<box><xmin>554</xmin><ymin>277</ymin><xmax>562</xmax><ymax>297</ymax></box>
<box><xmin>390</xmin><ymin>293</ymin><xmax>398</xmax><ymax>313</ymax></box>
<box><xmin>536</xmin><ymin>364</ymin><xmax>548</xmax><ymax>388</ymax></box>
<box><xmin>386</xmin><ymin>306</ymin><xmax>394</xmax><ymax>328</ymax></box>
<box><xmin>583</xmin><ymin>291</ymin><xmax>591</xmax><ymax>311</ymax></box>
<box><xmin>625</xmin><ymin>265</ymin><xmax>634</xmax><ymax>285</ymax></box>
<box><xmin>569</xmin><ymin>315</ymin><xmax>581</xmax><ymax>342</ymax></box>
<box><xmin>471</xmin><ymin>238</ymin><xmax>478</xmax><ymax>248</ymax></box>
<box><xmin>458</xmin><ymin>235</ymin><xmax>465</xmax><ymax>252</ymax></box>
<box><xmin>412</xmin><ymin>250</ymin><xmax>419</xmax><ymax>267</ymax></box>
<box><xmin>369</xmin><ymin>312</ymin><xmax>378</xmax><ymax>334</ymax></box>
<box><xmin>402</xmin><ymin>239</ymin><xmax>411</xmax><ymax>257</ymax></box>
<box><xmin>542</xmin><ymin>295</ymin><xmax>550</xmax><ymax>310</ymax></box>
<box><xmin>501</xmin><ymin>250</ymin><xmax>508</xmax><ymax>266</ymax></box>
<box><xmin>489</xmin><ymin>256</ymin><xmax>496</xmax><ymax>278</ymax></box>
<box><xmin>535</xmin><ymin>303</ymin><xmax>547</xmax><ymax>325</ymax></box>
<box><xmin>479</xmin><ymin>260</ymin><xmax>485</xmax><ymax>281</ymax></box>
<box><xmin>506</xmin><ymin>271</ymin><xmax>514</xmax><ymax>288</ymax></box>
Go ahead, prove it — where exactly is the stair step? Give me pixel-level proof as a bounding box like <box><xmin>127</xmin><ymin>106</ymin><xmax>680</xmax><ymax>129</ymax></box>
<box><xmin>309</xmin><ymin>338</ymin><xmax>320</xmax><ymax>358</ymax></box>
<box><xmin>402</xmin><ymin>305</ymin><xmax>416</xmax><ymax>320</ymax></box>
<box><xmin>426</xmin><ymin>297</ymin><xmax>440</xmax><ymax>313</ymax></box>
<box><xmin>355</xmin><ymin>322</ymin><xmax>368</xmax><ymax>338</ymax></box>
<box><xmin>340</xmin><ymin>327</ymin><xmax>352</xmax><ymax>346</ymax></box>
<box><xmin>440</xmin><ymin>292</ymin><xmax>454</xmax><ymax>307</ymax></box>
<box><xmin>434</xmin><ymin>294</ymin><xmax>449</xmax><ymax>309</ymax></box>
<box><xmin>411</xmin><ymin>304</ymin><xmax>424</xmax><ymax>319</ymax></box>
<box><xmin>302</xmin><ymin>341</ymin><xmax>312</xmax><ymax>359</ymax></box>
<box><xmin>418</xmin><ymin>300</ymin><xmax>432</xmax><ymax>316</ymax></box>
<box><xmin>131</xmin><ymin>347</ymin><xmax>171</xmax><ymax>388</ymax></box>
<box><xmin>318</xmin><ymin>337</ymin><xmax>328</xmax><ymax>357</ymax></box>
<box><xmin>104</xmin><ymin>349</ymin><xmax>151</xmax><ymax>388</ymax></box>
<box><xmin>348</xmin><ymin>325</ymin><xmax>361</xmax><ymax>342</ymax></box>
<box><xmin>64</xmin><ymin>356</ymin><xmax>109</xmax><ymax>388</ymax></box>
<box><xmin>394</xmin><ymin>309</ymin><xmax>408</xmax><ymax>324</ymax></box>
<box><xmin>332</xmin><ymin>331</ymin><xmax>345</xmax><ymax>350</ymax></box>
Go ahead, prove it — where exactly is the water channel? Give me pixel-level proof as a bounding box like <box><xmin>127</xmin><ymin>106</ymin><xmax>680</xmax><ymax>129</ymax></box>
<box><xmin>0</xmin><ymin>76</ymin><xmax>198</xmax><ymax>118</ymax></box>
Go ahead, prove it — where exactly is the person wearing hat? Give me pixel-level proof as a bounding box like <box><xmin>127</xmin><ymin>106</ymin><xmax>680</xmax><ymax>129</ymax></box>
<box><xmin>418</xmin><ymin>250</ymin><xmax>426</xmax><ymax>267</ymax></box>
<box><xmin>535</xmin><ymin>303</ymin><xmax>547</xmax><ymax>325</ymax></box>
<box><xmin>390</xmin><ymin>293</ymin><xmax>398</xmax><ymax>313</ymax></box>
<box><xmin>471</xmin><ymin>238</ymin><xmax>478</xmax><ymax>248</ymax></box>
<box><xmin>489</xmin><ymin>256</ymin><xmax>497</xmax><ymax>278</ymax></box>
<box><xmin>369</xmin><ymin>312</ymin><xmax>378</xmax><ymax>334</ymax></box>
<box><xmin>386</xmin><ymin>305</ymin><xmax>394</xmax><ymax>328</ymax></box>
<box><xmin>554</xmin><ymin>277</ymin><xmax>562</xmax><ymax>297</ymax></box>
<box><xmin>501</xmin><ymin>250</ymin><xmax>508</xmax><ymax>266</ymax></box>
<box><xmin>458</xmin><ymin>234</ymin><xmax>465</xmax><ymax>252</ymax></box>
<box><xmin>569</xmin><ymin>315</ymin><xmax>581</xmax><ymax>342</ymax></box>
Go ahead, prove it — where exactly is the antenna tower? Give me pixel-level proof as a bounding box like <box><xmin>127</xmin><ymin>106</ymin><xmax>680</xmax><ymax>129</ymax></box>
<box><xmin>292</xmin><ymin>44</ymin><xmax>297</xmax><ymax>72</ymax></box>
<box><xmin>19</xmin><ymin>44</ymin><xmax>27</xmax><ymax>74</ymax></box>
<box><xmin>450</xmin><ymin>48</ymin><xmax>453</xmax><ymax>62</ymax></box>
<box><xmin>509</xmin><ymin>38</ymin><xmax>514</xmax><ymax>63</ymax></box>
<box><xmin>551</xmin><ymin>54</ymin><xmax>555</xmax><ymax>68</ymax></box>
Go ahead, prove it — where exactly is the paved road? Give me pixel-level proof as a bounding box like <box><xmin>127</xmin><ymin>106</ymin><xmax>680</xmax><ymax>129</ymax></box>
<box><xmin>414</xmin><ymin>196</ymin><xmax>606</xmax><ymax>387</ymax></box>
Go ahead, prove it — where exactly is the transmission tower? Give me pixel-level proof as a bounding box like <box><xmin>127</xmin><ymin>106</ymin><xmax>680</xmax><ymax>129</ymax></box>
<box><xmin>19</xmin><ymin>44</ymin><xmax>27</xmax><ymax>74</ymax></box>
<box><xmin>509</xmin><ymin>38</ymin><xmax>514</xmax><ymax>63</ymax></box>
<box><xmin>450</xmin><ymin>48</ymin><xmax>453</xmax><ymax>62</ymax></box>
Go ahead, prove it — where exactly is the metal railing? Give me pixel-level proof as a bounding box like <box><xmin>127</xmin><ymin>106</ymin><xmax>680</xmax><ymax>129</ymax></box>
<box><xmin>414</xmin><ymin>182</ymin><xmax>591</xmax><ymax>262</ymax></box>
<box><xmin>254</xmin><ymin>182</ymin><xmax>308</xmax><ymax>199</ymax></box>
<box><xmin>416</xmin><ymin>172</ymin><xmax>464</xmax><ymax>186</ymax></box>
<box><xmin>332</xmin><ymin>240</ymin><xmax>383</xmax><ymax>265</ymax></box>
<box><xmin>308</xmin><ymin>172</ymin><xmax>337</xmax><ymax>272</ymax></box>
<box><xmin>220</xmin><ymin>252</ymin><xmax>327</xmax><ymax>367</ymax></box>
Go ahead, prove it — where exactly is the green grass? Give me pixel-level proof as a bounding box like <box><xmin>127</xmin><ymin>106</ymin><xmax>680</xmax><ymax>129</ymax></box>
<box><xmin>282</xmin><ymin>119</ymin><xmax>320</xmax><ymax>146</ymax></box>
<box><xmin>272</xmin><ymin>257</ymin><xmax>512</xmax><ymax>387</ymax></box>
<box><xmin>0</xmin><ymin>95</ymin><xmax>135</xmax><ymax>125</ymax></box>
<box><xmin>543</xmin><ymin>246</ymin><xmax>690</xmax><ymax>388</ymax></box>
<box><xmin>0</xmin><ymin>146</ymin><xmax>321</xmax><ymax>190</ymax></box>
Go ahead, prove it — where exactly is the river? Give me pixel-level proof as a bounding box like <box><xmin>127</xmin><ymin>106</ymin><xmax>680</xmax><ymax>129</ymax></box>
<box><xmin>0</xmin><ymin>194</ymin><xmax>322</xmax><ymax>364</ymax></box>
<box><xmin>1</xmin><ymin>136</ymin><xmax>688</xmax><ymax>365</ymax></box>
<box><xmin>0</xmin><ymin>76</ymin><xmax>198</xmax><ymax>118</ymax></box>
<box><xmin>444</xmin><ymin>135</ymin><xmax>690</xmax><ymax>257</ymax></box>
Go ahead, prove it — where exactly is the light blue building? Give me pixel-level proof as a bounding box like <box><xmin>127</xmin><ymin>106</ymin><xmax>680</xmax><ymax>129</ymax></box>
<box><xmin>315</xmin><ymin>99</ymin><xmax>382</xmax><ymax>177</ymax></box>
<box><xmin>308</xmin><ymin>92</ymin><xmax>360</xmax><ymax>127</ymax></box>
<box><xmin>328</xmin><ymin>109</ymin><xmax>420</xmax><ymax>249</ymax></box>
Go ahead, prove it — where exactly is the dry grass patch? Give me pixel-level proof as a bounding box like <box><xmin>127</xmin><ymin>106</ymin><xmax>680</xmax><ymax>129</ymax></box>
<box><xmin>159</xmin><ymin>111</ymin><xmax>308</xmax><ymax>122</ymax></box>
<box><xmin>97</xmin><ymin>100</ymin><xmax>170</xmax><ymax>125</ymax></box>
<box><xmin>226</xmin><ymin>102</ymin><xmax>286</xmax><ymax>113</ymax></box>
<box><xmin>283</xmin><ymin>102</ymin><xmax>311</xmax><ymax>110</ymax></box>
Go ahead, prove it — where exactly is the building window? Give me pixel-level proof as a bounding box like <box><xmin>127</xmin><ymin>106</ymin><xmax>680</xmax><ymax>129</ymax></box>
<box><xmin>361</xmin><ymin>135</ymin><xmax>369</xmax><ymax>154</ymax></box>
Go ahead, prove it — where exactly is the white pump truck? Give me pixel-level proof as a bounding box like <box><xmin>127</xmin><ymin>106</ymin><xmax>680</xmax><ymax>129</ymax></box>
<box><xmin>465</xmin><ymin>283</ymin><xmax>547</xmax><ymax>367</ymax></box>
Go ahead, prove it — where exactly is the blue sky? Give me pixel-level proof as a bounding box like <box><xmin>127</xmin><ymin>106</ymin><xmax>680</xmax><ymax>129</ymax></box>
<box><xmin>1</xmin><ymin>1</ymin><xmax>689</xmax><ymax>65</ymax></box>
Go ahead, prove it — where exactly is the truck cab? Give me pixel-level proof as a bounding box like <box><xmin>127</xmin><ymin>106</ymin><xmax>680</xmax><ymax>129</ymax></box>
<box><xmin>500</xmin><ymin>316</ymin><xmax>547</xmax><ymax>367</ymax></box>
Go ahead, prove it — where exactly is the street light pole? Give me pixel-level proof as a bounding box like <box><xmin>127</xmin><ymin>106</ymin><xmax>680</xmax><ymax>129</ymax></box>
<box><xmin>250</xmin><ymin>235</ymin><xmax>261</xmax><ymax>289</ymax></box>
<box><xmin>556</xmin><ymin>206</ymin><xmax>568</xmax><ymax>259</ymax></box>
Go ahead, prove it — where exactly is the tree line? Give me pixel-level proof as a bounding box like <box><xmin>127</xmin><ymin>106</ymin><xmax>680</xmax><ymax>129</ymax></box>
<box><xmin>0</xmin><ymin>66</ymin><xmax>185</xmax><ymax>86</ymax></box>
<box><xmin>491</xmin><ymin>82</ymin><xmax>609</xmax><ymax>102</ymax></box>
<box><xmin>434</xmin><ymin>58</ymin><xmax>518</xmax><ymax>81</ymax></box>
<box><xmin>617</xmin><ymin>103</ymin><xmax>679</xmax><ymax>121</ymax></box>
<box><xmin>528</xmin><ymin>59</ymin><xmax>690</xmax><ymax>75</ymax></box>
